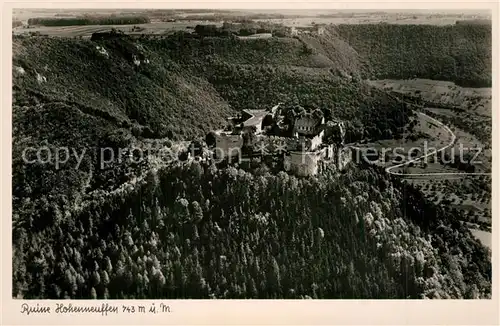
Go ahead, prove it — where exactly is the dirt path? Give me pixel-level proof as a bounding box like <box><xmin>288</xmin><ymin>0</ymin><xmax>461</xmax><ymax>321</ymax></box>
<box><xmin>348</xmin><ymin>109</ymin><xmax>492</xmax><ymax>249</ymax></box>
<box><xmin>385</xmin><ymin>111</ymin><xmax>456</xmax><ymax>176</ymax></box>
<box><xmin>387</xmin><ymin>111</ymin><xmax>490</xmax><ymax>176</ymax></box>
<box><xmin>350</xmin><ymin>111</ymin><xmax>490</xmax><ymax>177</ymax></box>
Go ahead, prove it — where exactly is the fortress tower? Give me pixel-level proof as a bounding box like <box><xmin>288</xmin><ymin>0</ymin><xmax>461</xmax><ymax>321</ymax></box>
<box><xmin>211</xmin><ymin>103</ymin><xmax>350</xmax><ymax>175</ymax></box>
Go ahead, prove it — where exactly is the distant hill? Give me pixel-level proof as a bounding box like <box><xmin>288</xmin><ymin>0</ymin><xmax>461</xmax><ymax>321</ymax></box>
<box><xmin>11</xmin><ymin>23</ymin><xmax>492</xmax><ymax>300</ymax></box>
<box><xmin>13</xmin><ymin>23</ymin><xmax>492</xmax><ymax>202</ymax></box>
<box><xmin>335</xmin><ymin>23</ymin><xmax>492</xmax><ymax>87</ymax></box>
<box><xmin>13</xmin><ymin>30</ymin><xmax>414</xmax><ymax>206</ymax></box>
<box><xmin>13</xmin><ymin>22</ymin><xmax>492</xmax><ymax>207</ymax></box>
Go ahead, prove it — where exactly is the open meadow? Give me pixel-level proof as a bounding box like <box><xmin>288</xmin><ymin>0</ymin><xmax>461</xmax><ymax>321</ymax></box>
<box><xmin>13</xmin><ymin>9</ymin><xmax>492</xmax><ymax>38</ymax></box>
<box><xmin>364</xmin><ymin>78</ymin><xmax>492</xmax><ymax>248</ymax></box>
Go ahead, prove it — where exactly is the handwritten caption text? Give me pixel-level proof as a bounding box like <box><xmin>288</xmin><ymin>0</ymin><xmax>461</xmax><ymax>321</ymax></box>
<box><xmin>20</xmin><ymin>302</ymin><xmax>171</xmax><ymax>316</ymax></box>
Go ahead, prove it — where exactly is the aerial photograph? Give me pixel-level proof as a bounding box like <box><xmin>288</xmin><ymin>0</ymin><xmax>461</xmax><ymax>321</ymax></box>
<box><xmin>11</xmin><ymin>8</ymin><xmax>492</xmax><ymax>300</ymax></box>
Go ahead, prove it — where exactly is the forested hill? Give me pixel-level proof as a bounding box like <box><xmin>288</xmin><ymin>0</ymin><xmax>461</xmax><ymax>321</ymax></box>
<box><xmin>12</xmin><ymin>30</ymin><xmax>413</xmax><ymax>206</ymax></box>
<box><xmin>12</xmin><ymin>160</ymin><xmax>492</xmax><ymax>299</ymax></box>
<box><xmin>11</xmin><ymin>23</ymin><xmax>492</xmax><ymax>299</ymax></box>
<box><xmin>335</xmin><ymin>24</ymin><xmax>492</xmax><ymax>87</ymax></box>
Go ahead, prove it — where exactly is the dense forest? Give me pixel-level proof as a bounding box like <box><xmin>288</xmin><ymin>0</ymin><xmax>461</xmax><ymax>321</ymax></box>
<box><xmin>12</xmin><ymin>23</ymin><xmax>492</xmax><ymax>299</ymax></box>
<box><xmin>12</xmin><ymin>31</ymin><xmax>412</xmax><ymax>212</ymax></box>
<box><xmin>12</xmin><ymin>161</ymin><xmax>491</xmax><ymax>299</ymax></box>
<box><xmin>27</xmin><ymin>15</ymin><xmax>151</xmax><ymax>26</ymax></box>
<box><xmin>335</xmin><ymin>24</ymin><xmax>492</xmax><ymax>87</ymax></box>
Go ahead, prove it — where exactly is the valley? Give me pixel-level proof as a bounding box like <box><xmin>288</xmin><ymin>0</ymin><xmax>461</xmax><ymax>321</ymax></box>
<box><xmin>11</xmin><ymin>9</ymin><xmax>493</xmax><ymax>300</ymax></box>
<box><xmin>369</xmin><ymin>79</ymin><xmax>492</xmax><ymax>229</ymax></box>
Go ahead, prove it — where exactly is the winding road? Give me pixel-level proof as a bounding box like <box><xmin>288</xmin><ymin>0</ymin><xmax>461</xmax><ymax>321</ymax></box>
<box><xmin>351</xmin><ymin>111</ymin><xmax>490</xmax><ymax>177</ymax></box>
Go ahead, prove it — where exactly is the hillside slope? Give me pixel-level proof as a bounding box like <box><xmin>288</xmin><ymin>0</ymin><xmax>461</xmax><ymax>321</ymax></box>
<box><xmin>335</xmin><ymin>24</ymin><xmax>492</xmax><ymax>87</ymax></box>
<box><xmin>12</xmin><ymin>160</ymin><xmax>492</xmax><ymax>299</ymax></box>
<box><xmin>11</xmin><ymin>26</ymin><xmax>492</xmax><ymax>299</ymax></box>
<box><xmin>13</xmin><ymin>36</ymin><xmax>234</xmax><ymax>140</ymax></box>
<box><xmin>12</xmin><ymin>32</ymin><xmax>413</xmax><ymax>208</ymax></box>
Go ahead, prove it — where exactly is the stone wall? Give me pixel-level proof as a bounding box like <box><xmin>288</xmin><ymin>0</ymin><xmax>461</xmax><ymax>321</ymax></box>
<box><xmin>284</xmin><ymin>151</ymin><xmax>321</xmax><ymax>177</ymax></box>
<box><xmin>309</xmin><ymin>130</ymin><xmax>324</xmax><ymax>151</ymax></box>
<box><xmin>215</xmin><ymin>133</ymin><xmax>243</xmax><ymax>159</ymax></box>
<box><xmin>255</xmin><ymin>134</ymin><xmax>324</xmax><ymax>153</ymax></box>
<box><xmin>337</xmin><ymin>147</ymin><xmax>352</xmax><ymax>170</ymax></box>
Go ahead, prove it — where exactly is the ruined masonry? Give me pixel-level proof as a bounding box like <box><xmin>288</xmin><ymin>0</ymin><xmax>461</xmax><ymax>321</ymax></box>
<box><xmin>213</xmin><ymin>103</ymin><xmax>351</xmax><ymax>176</ymax></box>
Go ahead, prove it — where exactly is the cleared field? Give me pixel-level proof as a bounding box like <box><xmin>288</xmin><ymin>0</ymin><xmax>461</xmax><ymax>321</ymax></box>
<box><xmin>13</xmin><ymin>9</ymin><xmax>77</xmax><ymax>22</ymax></box>
<box><xmin>12</xmin><ymin>21</ymin><xmax>225</xmax><ymax>37</ymax></box>
<box><xmin>406</xmin><ymin>176</ymin><xmax>492</xmax><ymax>237</ymax></box>
<box><xmin>369</xmin><ymin>79</ymin><xmax>492</xmax><ymax>172</ymax></box>
<box><xmin>237</xmin><ymin>33</ymin><xmax>273</xmax><ymax>39</ymax></box>
<box><xmin>470</xmin><ymin>229</ymin><xmax>492</xmax><ymax>250</ymax></box>
<box><xmin>352</xmin><ymin>112</ymin><xmax>452</xmax><ymax>168</ymax></box>
<box><xmin>257</xmin><ymin>14</ymin><xmax>490</xmax><ymax>27</ymax></box>
<box><xmin>368</xmin><ymin>79</ymin><xmax>492</xmax><ymax>117</ymax></box>
<box><xmin>401</xmin><ymin>163</ymin><xmax>464</xmax><ymax>176</ymax></box>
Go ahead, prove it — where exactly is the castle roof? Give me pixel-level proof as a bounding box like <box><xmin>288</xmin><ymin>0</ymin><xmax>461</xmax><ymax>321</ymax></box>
<box><xmin>242</xmin><ymin>109</ymin><xmax>268</xmax><ymax>128</ymax></box>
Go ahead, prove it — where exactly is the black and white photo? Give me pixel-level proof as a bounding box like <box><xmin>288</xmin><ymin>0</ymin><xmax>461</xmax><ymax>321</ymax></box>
<box><xmin>11</xmin><ymin>8</ymin><xmax>493</xmax><ymax>301</ymax></box>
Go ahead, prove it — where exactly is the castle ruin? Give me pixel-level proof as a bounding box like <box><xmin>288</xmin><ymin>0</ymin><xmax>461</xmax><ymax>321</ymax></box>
<box><xmin>212</xmin><ymin>103</ymin><xmax>351</xmax><ymax>176</ymax></box>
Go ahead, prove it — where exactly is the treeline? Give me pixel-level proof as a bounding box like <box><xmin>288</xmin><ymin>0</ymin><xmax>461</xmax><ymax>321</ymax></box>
<box><xmin>335</xmin><ymin>24</ymin><xmax>492</xmax><ymax>87</ymax></box>
<box><xmin>181</xmin><ymin>60</ymin><xmax>413</xmax><ymax>142</ymax></box>
<box><xmin>176</xmin><ymin>13</ymin><xmax>287</xmax><ymax>22</ymax></box>
<box><xmin>12</xmin><ymin>35</ymin><xmax>232</xmax><ymax>213</ymax></box>
<box><xmin>12</xmin><ymin>20</ymin><xmax>23</xmax><ymax>28</ymax></box>
<box><xmin>11</xmin><ymin>31</ymin><xmax>412</xmax><ymax>213</ymax></box>
<box><xmin>456</xmin><ymin>19</ymin><xmax>491</xmax><ymax>26</ymax></box>
<box><xmin>192</xmin><ymin>23</ymin><xmax>289</xmax><ymax>38</ymax></box>
<box><xmin>27</xmin><ymin>15</ymin><xmax>151</xmax><ymax>26</ymax></box>
<box><xmin>12</xmin><ymin>29</ymin><xmax>492</xmax><ymax>299</ymax></box>
<box><xmin>12</xmin><ymin>159</ymin><xmax>490</xmax><ymax>299</ymax></box>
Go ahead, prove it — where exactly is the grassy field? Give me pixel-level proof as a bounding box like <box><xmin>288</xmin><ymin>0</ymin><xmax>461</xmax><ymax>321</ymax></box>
<box><xmin>12</xmin><ymin>21</ymin><xmax>222</xmax><ymax>37</ymax></box>
<box><xmin>388</xmin><ymin>80</ymin><xmax>491</xmax><ymax>241</ymax></box>
<box><xmin>368</xmin><ymin>79</ymin><xmax>492</xmax><ymax>170</ymax></box>
<box><xmin>13</xmin><ymin>9</ymin><xmax>491</xmax><ymax>38</ymax></box>
<box><xmin>470</xmin><ymin>229</ymin><xmax>492</xmax><ymax>250</ymax></box>
<box><xmin>368</xmin><ymin>79</ymin><xmax>492</xmax><ymax>117</ymax></box>
<box><xmin>353</xmin><ymin>92</ymin><xmax>492</xmax><ymax>239</ymax></box>
<box><xmin>258</xmin><ymin>16</ymin><xmax>479</xmax><ymax>27</ymax></box>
